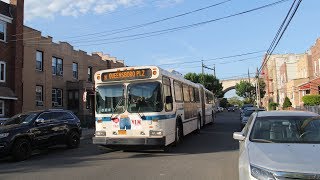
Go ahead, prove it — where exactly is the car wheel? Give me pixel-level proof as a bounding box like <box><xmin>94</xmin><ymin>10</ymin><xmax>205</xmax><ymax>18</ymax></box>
<box><xmin>66</xmin><ymin>131</ymin><xmax>80</xmax><ymax>149</ymax></box>
<box><xmin>12</xmin><ymin>138</ymin><xmax>32</xmax><ymax>161</ymax></box>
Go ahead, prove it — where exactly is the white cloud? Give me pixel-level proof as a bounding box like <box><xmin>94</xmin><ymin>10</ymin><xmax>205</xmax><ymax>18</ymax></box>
<box><xmin>23</xmin><ymin>0</ymin><xmax>144</xmax><ymax>21</ymax></box>
<box><xmin>155</xmin><ymin>0</ymin><xmax>184</xmax><ymax>8</ymax></box>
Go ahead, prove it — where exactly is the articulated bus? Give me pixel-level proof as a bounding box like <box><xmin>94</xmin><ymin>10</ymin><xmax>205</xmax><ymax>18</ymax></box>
<box><xmin>93</xmin><ymin>66</ymin><xmax>216</xmax><ymax>148</ymax></box>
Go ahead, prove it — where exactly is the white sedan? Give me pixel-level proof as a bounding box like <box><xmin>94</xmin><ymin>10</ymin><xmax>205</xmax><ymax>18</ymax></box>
<box><xmin>233</xmin><ymin>111</ymin><xmax>320</xmax><ymax>180</ymax></box>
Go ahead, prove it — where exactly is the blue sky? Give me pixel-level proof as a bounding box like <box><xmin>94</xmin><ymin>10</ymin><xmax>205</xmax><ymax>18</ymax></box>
<box><xmin>3</xmin><ymin>0</ymin><xmax>320</xmax><ymax>98</ymax></box>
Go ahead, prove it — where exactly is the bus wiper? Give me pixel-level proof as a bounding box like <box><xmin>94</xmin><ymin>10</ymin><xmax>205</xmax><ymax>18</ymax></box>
<box><xmin>251</xmin><ymin>139</ymin><xmax>274</xmax><ymax>143</ymax></box>
<box><xmin>137</xmin><ymin>107</ymin><xmax>145</xmax><ymax>120</ymax></box>
<box><xmin>111</xmin><ymin>96</ymin><xmax>124</xmax><ymax>119</ymax></box>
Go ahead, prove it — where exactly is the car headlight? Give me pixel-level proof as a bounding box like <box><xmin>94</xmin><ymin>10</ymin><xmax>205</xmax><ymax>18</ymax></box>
<box><xmin>250</xmin><ymin>165</ymin><xmax>276</xmax><ymax>180</ymax></box>
<box><xmin>0</xmin><ymin>133</ymin><xmax>9</xmax><ymax>138</ymax></box>
<box><xmin>95</xmin><ymin>131</ymin><xmax>106</xmax><ymax>136</ymax></box>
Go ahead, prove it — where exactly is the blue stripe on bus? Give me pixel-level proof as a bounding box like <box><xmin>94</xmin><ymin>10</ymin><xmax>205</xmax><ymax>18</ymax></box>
<box><xmin>96</xmin><ymin>113</ymin><xmax>176</xmax><ymax>122</ymax></box>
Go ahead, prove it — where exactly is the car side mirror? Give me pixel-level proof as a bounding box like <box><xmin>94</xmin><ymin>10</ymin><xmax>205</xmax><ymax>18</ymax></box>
<box><xmin>35</xmin><ymin>118</ymin><xmax>45</xmax><ymax>124</ymax></box>
<box><xmin>233</xmin><ymin>132</ymin><xmax>245</xmax><ymax>141</ymax></box>
<box><xmin>165</xmin><ymin>96</ymin><xmax>173</xmax><ymax>104</ymax></box>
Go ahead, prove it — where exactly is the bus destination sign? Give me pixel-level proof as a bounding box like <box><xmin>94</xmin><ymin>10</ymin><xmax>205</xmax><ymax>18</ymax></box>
<box><xmin>101</xmin><ymin>68</ymin><xmax>152</xmax><ymax>81</ymax></box>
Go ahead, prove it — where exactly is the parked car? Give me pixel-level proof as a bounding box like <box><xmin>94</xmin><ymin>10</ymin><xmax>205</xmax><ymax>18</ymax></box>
<box><xmin>233</xmin><ymin>111</ymin><xmax>320</xmax><ymax>180</ymax></box>
<box><xmin>240</xmin><ymin>107</ymin><xmax>265</xmax><ymax>129</ymax></box>
<box><xmin>0</xmin><ymin>109</ymin><xmax>82</xmax><ymax>161</ymax></box>
<box><xmin>217</xmin><ymin>107</ymin><xmax>224</xmax><ymax>112</ymax></box>
<box><xmin>227</xmin><ymin>107</ymin><xmax>235</xmax><ymax>112</ymax></box>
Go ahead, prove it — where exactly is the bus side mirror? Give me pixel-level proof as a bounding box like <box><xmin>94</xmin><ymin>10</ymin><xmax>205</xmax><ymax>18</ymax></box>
<box><xmin>165</xmin><ymin>96</ymin><xmax>173</xmax><ymax>104</ymax></box>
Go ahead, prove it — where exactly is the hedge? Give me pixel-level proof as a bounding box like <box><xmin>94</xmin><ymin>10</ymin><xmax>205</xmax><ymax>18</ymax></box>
<box><xmin>302</xmin><ymin>95</ymin><xmax>320</xmax><ymax>106</ymax></box>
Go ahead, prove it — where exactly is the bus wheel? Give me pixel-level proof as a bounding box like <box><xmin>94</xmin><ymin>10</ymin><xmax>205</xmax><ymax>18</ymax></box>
<box><xmin>174</xmin><ymin>119</ymin><xmax>183</xmax><ymax>146</ymax></box>
<box><xmin>196</xmin><ymin>115</ymin><xmax>201</xmax><ymax>134</ymax></box>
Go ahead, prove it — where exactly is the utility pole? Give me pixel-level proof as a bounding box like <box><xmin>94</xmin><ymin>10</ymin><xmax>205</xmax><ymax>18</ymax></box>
<box><xmin>256</xmin><ymin>67</ymin><xmax>261</xmax><ymax>107</ymax></box>
<box><xmin>201</xmin><ymin>60</ymin><xmax>204</xmax><ymax>84</ymax></box>
<box><xmin>213</xmin><ymin>64</ymin><xmax>216</xmax><ymax>77</ymax></box>
<box><xmin>248</xmin><ymin>68</ymin><xmax>251</xmax><ymax>84</ymax></box>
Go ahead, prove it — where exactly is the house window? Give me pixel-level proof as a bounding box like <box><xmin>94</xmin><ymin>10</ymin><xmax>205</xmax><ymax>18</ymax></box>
<box><xmin>52</xmin><ymin>57</ymin><xmax>63</xmax><ymax>76</ymax></box>
<box><xmin>88</xmin><ymin>66</ymin><xmax>92</xmax><ymax>82</ymax></box>
<box><xmin>0</xmin><ymin>61</ymin><xmax>5</xmax><ymax>82</ymax></box>
<box><xmin>315</xmin><ymin>61</ymin><xmax>317</xmax><ymax>76</ymax></box>
<box><xmin>306</xmin><ymin>90</ymin><xmax>310</xmax><ymax>95</ymax></box>
<box><xmin>36</xmin><ymin>51</ymin><xmax>43</xmax><ymax>71</ymax></box>
<box><xmin>72</xmin><ymin>62</ymin><xmax>78</xmax><ymax>79</ymax></box>
<box><xmin>0</xmin><ymin>21</ymin><xmax>6</xmax><ymax>42</ymax></box>
<box><xmin>36</xmin><ymin>85</ymin><xmax>43</xmax><ymax>106</ymax></box>
<box><xmin>52</xmin><ymin>88</ymin><xmax>63</xmax><ymax>106</ymax></box>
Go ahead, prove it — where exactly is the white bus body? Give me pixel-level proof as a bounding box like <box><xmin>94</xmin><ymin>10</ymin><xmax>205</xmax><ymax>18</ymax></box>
<box><xmin>92</xmin><ymin>66</ymin><xmax>215</xmax><ymax>148</ymax></box>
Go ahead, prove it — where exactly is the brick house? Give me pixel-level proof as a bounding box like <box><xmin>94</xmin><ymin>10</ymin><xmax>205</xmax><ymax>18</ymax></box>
<box><xmin>22</xmin><ymin>26</ymin><xmax>125</xmax><ymax>126</ymax></box>
<box><xmin>0</xmin><ymin>0</ymin><xmax>23</xmax><ymax>119</ymax></box>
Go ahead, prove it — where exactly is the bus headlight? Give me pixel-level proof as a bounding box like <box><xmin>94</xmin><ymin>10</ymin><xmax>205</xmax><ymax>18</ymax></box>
<box><xmin>95</xmin><ymin>131</ymin><xmax>106</xmax><ymax>136</ymax></box>
<box><xmin>150</xmin><ymin>130</ymin><xmax>163</xmax><ymax>136</ymax></box>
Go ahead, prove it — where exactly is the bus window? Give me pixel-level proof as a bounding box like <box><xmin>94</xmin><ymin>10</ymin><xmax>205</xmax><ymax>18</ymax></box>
<box><xmin>194</xmin><ymin>88</ymin><xmax>200</xmax><ymax>102</ymax></box>
<box><xmin>189</xmin><ymin>86</ymin><xmax>194</xmax><ymax>102</ymax></box>
<box><xmin>128</xmin><ymin>82</ymin><xmax>163</xmax><ymax>112</ymax></box>
<box><xmin>96</xmin><ymin>85</ymin><xmax>124</xmax><ymax>114</ymax></box>
<box><xmin>163</xmin><ymin>77</ymin><xmax>173</xmax><ymax>111</ymax></box>
<box><xmin>174</xmin><ymin>81</ymin><xmax>183</xmax><ymax>102</ymax></box>
<box><xmin>183</xmin><ymin>84</ymin><xmax>190</xmax><ymax>102</ymax></box>
<box><xmin>205</xmin><ymin>92</ymin><xmax>210</xmax><ymax>104</ymax></box>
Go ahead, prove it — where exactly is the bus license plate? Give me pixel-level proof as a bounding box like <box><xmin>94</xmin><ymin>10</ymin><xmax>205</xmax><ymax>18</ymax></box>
<box><xmin>118</xmin><ymin>130</ymin><xmax>127</xmax><ymax>135</ymax></box>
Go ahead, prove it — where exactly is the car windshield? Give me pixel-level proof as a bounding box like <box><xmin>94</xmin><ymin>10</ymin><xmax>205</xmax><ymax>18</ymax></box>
<box><xmin>250</xmin><ymin>116</ymin><xmax>320</xmax><ymax>143</ymax></box>
<box><xmin>96</xmin><ymin>85</ymin><xmax>125</xmax><ymax>114</ymax></box>
<box><xmin>127</xmin><ymin>82</ymin><xmax>163</xmax><ymax>113</ymax></box>
<box><xmin>244</xmin><ymin>110</ymin><xmax>254</xmax><ymax>116</ymax></box>
<box><xmin>4</xmin><ymin>112</ymin><xmax>39</xmax><ymax>125</ymax></box>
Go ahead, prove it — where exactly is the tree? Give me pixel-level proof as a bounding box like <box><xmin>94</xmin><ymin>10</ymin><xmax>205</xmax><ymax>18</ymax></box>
<box><xmin>257</xmin><ymin>78</ymin><xmax>266</xmax><ymax>99</ymax></box>
<box><xmin>228</xmin><ymin>96</ymin><xmax>243</xmax><ymax>107</ymax></box>
<box><xmin>235</xmin><ymin>80</ymin><xmax>255</xmax><ymax>102</ymax></box>
<box><xmin>282</xmin><ymin>97</ymin><xmax>292</xmax><ymax>109</ymax></box>
<box><xmin>184</xmin><ymin>73</ymin><xmax>224</xmax><ymax>98</ymax></box>
<box><xmin>269</xmin><ymin>102</ymin><xmax>279</xmax><ymax>110</ymax></box>
<box><xmin>219</xmin><ymin>98</ymin><xmax>228</xmax><ymax>108</ymax></box>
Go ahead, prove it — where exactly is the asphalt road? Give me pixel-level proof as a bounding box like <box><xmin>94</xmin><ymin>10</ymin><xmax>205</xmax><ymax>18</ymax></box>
<box><xmin>0</xmin><ymin>111</ymin><xmax>241</xmax><ymax>180</ymax></box>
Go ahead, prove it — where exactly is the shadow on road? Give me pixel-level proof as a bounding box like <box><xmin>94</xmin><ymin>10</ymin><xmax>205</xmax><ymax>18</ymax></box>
<box><xmin>0</xmin><ymin>111</ymin><xmax>240</xmax><ymax>174</ymax></box>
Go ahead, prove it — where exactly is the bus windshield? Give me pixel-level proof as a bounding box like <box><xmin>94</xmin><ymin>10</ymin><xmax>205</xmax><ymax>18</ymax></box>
<box><xmin>96</xmin><ymin>85</ymin><xmax>125</xmax><ymax>114</ymax></box>
<box><xmin>127</xmin><ymin>82</ymin><xmax>163</xmax><ymax>113</ymax></box>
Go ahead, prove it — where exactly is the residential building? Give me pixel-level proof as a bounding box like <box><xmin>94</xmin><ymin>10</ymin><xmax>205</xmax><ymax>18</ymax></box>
<box><xmin>0</xmin><ymin>0</ymin><xmax>24</xmax><ymax>118</ymax></box>
<box><xmin>298</xmin><ymin>38</ymin><xmax>320</xmax><ymax>99</ymax></box>
<box><xmin>261</xmin><ymin>54</ymin><xmax>304</xmax><ymax>109</ymax></box>
<box><xmin>22</xmin><ymin>26</ymin><xmax>125</xmax><ymax>126</ymax></box>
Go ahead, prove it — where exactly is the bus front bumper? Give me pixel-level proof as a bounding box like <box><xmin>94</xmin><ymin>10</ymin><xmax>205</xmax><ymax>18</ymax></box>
<box><xmin>93</xmin><ymin>136</ymin><xmax>166</xmax><ymax>146</ymax></box>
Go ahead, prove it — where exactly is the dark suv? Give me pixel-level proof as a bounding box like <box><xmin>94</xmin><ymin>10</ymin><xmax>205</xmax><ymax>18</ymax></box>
<box><xmin>0</xmin><ymin>109</ymin><xmax>82</xmax><ymax>161</ymax></box>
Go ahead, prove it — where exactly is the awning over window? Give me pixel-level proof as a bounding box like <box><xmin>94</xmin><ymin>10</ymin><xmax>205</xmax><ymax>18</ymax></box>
<box><xmin>0</xmin><ymin>87</ymin><xmax>17</xmax><ymax>100</ymax></box>
<box><xmin>298</xmin><ymin>83</ymin><xmax>310</xmax><ymax>91</ymax></box>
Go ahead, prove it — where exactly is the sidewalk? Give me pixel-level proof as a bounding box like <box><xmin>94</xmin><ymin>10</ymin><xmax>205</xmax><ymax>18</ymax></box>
<box><xmin>81</xmin><ymin>128</ymin><xmax>95</xmax><ymax>140</ymax></box>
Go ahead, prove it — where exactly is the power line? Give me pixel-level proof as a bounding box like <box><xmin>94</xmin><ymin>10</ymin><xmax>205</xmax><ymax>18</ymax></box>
<box><xmin>157</xmin><ymin>50</ymin><xmax>265</xmax><ymax>66</ymax></box>
<box><xmin>14</xmin><ymin>0</ymin><xmax>231</xmax><ymax>42</ymax></box>
<box><xmin>259</xmin><ymin>0</ymin><xmax>302</xmax><ymax>74</ymax></box>
<box><xmin>25</xmin><ymin>0</ymin><xmax>290</xmax><ymax>46</ymax></box>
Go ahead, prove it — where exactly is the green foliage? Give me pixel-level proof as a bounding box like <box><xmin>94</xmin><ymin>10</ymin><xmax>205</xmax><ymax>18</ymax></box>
<box><xmin>219</xmin><ymin>98</ymin><xmax>228</xmax><ymax>108</ymax></box>
<box><xmin>258</xmin><ymin>78</ymin><xmax>266</xmax><ymax>99</ymax></box>
<box><xmin>282</xmin><ymin>97</ymin><xmax>292</xmax><ymax>108</ymax></box>
<box><xmin>268</xmin><ymin>102</ymin><xmax>279</xmax><ymax>110</ymax></box>
<box><xmin>302</xmin><ymin>95</ymin><xmax>320</xmax><ymax>106</ymax></box>
<box><xmin>228</xmin><ymin>96</ymin><xmax>243</xmax><ymax>107</ymax></box>
<box><xmin>235</xmin><ymin>81</ymin><xmax>255</xmax><ymax>99</ymax></box>
<box><xmin>184</xmin><ymin>73</ymin><xmax>224</xmax><ymax>98</ymax></box>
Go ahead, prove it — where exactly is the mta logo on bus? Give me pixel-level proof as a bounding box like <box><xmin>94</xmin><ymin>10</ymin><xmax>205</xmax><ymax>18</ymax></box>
<box><xmin>111</xmin><ymin>114</ymin><xmax>142</xmax><ymax>130</ymax></box>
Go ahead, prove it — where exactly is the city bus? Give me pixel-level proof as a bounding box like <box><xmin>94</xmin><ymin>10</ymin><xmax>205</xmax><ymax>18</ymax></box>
<box><xmin>92</xmin><ymin>66</ymin><xmax>216</xmax><ymax>148</ymax></box>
